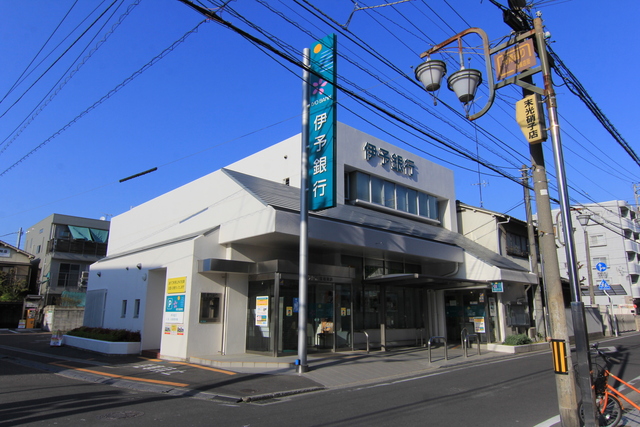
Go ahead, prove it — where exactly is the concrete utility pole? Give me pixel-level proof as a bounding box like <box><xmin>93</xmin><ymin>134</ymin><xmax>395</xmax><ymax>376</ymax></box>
<box><xmin>529</xmin><ymin>134</ymin><xmax>580</xmax><ymax>426</ymax></box>
<box><xmin>533</xmin><ymin>16</ymin><xmax>596</xmax><ymax>425</ymax></box>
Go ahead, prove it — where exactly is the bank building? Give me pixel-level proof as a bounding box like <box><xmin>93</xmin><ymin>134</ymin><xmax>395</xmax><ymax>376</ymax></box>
<box><xmin>84</xmin><ymin>123</ymin><xmax>538</xmax><ymax>360</ymax></box>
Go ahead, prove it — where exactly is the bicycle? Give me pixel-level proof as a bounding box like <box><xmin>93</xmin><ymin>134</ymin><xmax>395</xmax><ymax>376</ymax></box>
<box><xmin>578</xmin><ymin>343</ymin><xmax>640</xmax><ymax>427</ymax></box>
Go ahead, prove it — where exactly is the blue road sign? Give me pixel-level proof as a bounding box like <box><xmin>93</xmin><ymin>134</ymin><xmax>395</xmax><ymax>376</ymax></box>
<box><xmin>595</xmin><ymin>262</ymin><xmax>607</xmax><ymax>272</ymax></box>
<box><xmin>599</xmin><ymin>280</ymin><xmax>611</xmax><ymax>290</ymax></box>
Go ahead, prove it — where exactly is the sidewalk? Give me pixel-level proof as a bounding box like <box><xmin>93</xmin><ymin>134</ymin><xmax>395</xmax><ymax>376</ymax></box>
<box><xmin>0</xmin><ymin>329</ymin><xmax>514</xmax><ymax>401</ymax></box>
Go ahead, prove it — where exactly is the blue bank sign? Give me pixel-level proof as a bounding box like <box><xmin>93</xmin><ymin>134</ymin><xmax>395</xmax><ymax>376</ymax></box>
<box><xmin>308</xmin><ymin>34</ymin><xmax>337</xmax><ymax>211</ymax></box>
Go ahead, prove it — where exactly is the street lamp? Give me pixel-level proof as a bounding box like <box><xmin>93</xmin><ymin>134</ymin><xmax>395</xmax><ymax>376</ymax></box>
<box><xmin>577</xmin><ymin>213</ymin><xmax>596</xmax><ymax>306</ymax></box>
<box><xmin>414</xmin><ymin>13</ymin><xmax>596</xmax><ymax>427</ymax></box>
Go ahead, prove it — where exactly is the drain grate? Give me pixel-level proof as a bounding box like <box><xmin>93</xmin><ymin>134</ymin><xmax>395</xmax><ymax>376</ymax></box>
<box><xmin>97</xmin><ymin>411</ymin><xmax>145</xmax><ymax>420</ymax></box>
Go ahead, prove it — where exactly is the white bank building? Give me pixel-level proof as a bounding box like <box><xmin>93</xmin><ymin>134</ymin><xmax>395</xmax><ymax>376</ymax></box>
<box><xmin>85</xmin><ymin>123</ymin><xmax>537</xmax><ymax>359</ymax></box>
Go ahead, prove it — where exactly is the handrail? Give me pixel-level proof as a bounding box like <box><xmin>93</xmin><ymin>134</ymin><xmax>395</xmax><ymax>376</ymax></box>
<box><xmin>462</xmin><ymin>328</ymin><xmax>481</xmax><ymax>358</ymax></box>
<box><xmin>363</xmin><ymin>330</ymin><xmax>370</xmax><ymax>354</ymax></box>
<box><xmin>428</xmin><ymin>336</ymin><xmax>448</xmax><ymax>363</ymax></box>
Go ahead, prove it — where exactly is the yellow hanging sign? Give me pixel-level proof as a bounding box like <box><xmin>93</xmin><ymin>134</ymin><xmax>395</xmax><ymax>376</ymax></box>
<box><xmin>516</xmin><ymin>93</ymin><xmax>547</xmax><ymax>144</ymax></box>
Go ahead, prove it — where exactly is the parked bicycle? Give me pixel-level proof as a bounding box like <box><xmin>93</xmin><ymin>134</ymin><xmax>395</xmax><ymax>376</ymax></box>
<box><xmin>578</xmin><ymin>343</ymin><xmax>640</xmax><ymax>427</ymax></box>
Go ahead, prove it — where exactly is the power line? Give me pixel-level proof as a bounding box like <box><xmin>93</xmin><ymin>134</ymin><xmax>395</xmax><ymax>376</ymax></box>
<box><xmin>0</xmin><ymin>18</ymin><xmax>209</xmax><ymax>178</ymax></box>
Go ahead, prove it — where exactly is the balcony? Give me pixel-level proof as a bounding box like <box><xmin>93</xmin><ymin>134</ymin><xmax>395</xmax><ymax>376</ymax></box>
<box><xmin>47</xmin><ymin>238</ymin><xmax>107</xmax><ymax>257</ymax></box>
<box><xmin>625</xmin><ymin>239</ymin><xmax>639</xmax><ymax>254</ymax></box>
<box><xmin>629</xmin><ymin>263</ymin><xmax>640</xmax><ymax>276</ymax></box>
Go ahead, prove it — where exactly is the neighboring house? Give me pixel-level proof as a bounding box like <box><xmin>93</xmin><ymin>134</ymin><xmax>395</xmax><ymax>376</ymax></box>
<box><xmin>0</xmin><ymin>240</ymin><xmax>37</xmax><ymax>327</ymax></box>
<box><xmin>553</xmin><ymin>200</ymin><xmax>640</xmax><ymax>310</ymax></box>
<box><xmin>23</xmin><ymin>214</ymin><xmax>110</xmax><ymax>307</ymax></box>
<box><xmin>456</xmin><ymin>202</ymin><xmax>545</xmax><ymax>340</ymax></box>
<box><xmin>85</xmin><ymin>123</ymin><xmax>537</xmax><ymax>360</ymax></box>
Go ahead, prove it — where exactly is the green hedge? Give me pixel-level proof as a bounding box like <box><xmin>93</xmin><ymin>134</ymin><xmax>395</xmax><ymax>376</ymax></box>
<box><xmin>66</xmin><ymin>326</ymin><xmax>141</xmax><ymax>342</ymax></box>
<box><xmin>503</xmin><ymin>333</ymin><xmax>532</xmax><ymax>346</ymax></box>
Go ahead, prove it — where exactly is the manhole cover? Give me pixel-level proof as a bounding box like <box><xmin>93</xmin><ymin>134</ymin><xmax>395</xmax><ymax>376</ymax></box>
<box><xmin>97</xmin><ymin>411</ymin><xmax>144</xmax><ymax>420</ymax></box>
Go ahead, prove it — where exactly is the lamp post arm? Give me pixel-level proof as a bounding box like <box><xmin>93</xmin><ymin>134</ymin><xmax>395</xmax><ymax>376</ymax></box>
<box><xmin>418</xmin><ymin>28</ymin><xmax>495</xmax><ymax>121</ymax></box>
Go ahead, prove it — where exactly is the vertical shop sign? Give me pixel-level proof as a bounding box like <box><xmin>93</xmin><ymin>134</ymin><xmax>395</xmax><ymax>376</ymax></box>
<box><xmin>516</xmin><ymin>93</ymin><xmax>547</xmax><ymax>144</ymax></box>
<box><xmin>308</xmin><ymin>34</ymin><xmax>337</xmax><ymax>211</ymax></box>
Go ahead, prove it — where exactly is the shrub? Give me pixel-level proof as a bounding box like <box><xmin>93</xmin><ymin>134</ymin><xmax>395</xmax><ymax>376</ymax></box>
<box><xmin>503</xmin><ymin>333</ymin><xmax>532</xmax><ymax>346</ymax></box>
<box><xmin>66</xmin><ymin>326</ymin><xmax>140</xmax><ymax>342</ymax></box>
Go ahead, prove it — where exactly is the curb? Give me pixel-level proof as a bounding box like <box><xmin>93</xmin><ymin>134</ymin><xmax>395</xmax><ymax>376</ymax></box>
<box><xmin>241</xmin><ymin>386</ymin><xmax>326</xmax><ymax>402</ymax></box>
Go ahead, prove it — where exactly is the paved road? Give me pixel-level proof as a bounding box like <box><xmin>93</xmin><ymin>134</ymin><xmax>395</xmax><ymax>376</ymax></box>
<box><xmin>3</xmin><ymin>329</ymin><xmax>640</xmax><ymax>426</ymax></box>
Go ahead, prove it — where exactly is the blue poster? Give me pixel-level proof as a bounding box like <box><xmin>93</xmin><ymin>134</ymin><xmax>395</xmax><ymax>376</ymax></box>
<box><xmin>166</xmin><ymin>295</ymin><xmax>185</xmax><ymax>313</ymax></box>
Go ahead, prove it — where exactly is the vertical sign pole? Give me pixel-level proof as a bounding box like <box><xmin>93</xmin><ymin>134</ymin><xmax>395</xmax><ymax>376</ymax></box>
<box><xmin>297</xmin><ymin>48</ymin><xmax>310</xmax><ymax>374</ymax></box>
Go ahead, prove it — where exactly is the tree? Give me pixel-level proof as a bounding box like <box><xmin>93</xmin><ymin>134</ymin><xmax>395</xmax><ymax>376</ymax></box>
<box><xmin>0</xmin><ymin>270</ymin><xmax>28</xmax><ymax>302</ymax></box>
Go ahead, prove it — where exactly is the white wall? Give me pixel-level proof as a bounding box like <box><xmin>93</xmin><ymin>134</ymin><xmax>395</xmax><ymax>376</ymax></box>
<box><xmin>107</xmin><ymin>171</ymin><xmax>267</xmax><ymax>255</ymax></box>
<box><xmin>227</xmin><ymin>123</ymin><xmax>458</xmax><ymax>231</ymax></box>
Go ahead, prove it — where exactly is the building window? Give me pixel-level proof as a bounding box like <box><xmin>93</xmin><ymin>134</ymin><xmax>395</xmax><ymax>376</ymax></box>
<box><xmin>506</xmin><ymin>233</ymin><xmax>529</xmax><ymax>258</ymax></box>
<box><xmin>347</xmin><ymin>171</ymin><xmax>439</xmax><ymax>221</ymax></box>
<box><xmin>589</xmin><ymin>234</ymin><xmax>606</xmax><ymax>247</ymax></box>
<box><xmin>121</xmin><ymin>300</ymin><xmax>127</xmax><ymax>318</ymax></box>
<box><xmin>199</xmin><ymin>293</ymin><xmax>222</xmax><ymax>323</ymax></box>
<box><xmin>592</xmin><ymin>256</ymin><xmax>608</xmax><ymax>267</ymax></box>
<box><xmin>57</xmin><ymin>263</ymin><xmax>81</xmax><ymax>288</ymax></box>
<box><xmin>133</xmin><ymin>299</ymin><xmax>141</xmax><ymax>318</ymax></box>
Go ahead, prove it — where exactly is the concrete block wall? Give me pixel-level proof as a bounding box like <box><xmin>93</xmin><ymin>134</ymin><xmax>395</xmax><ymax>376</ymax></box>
<box><xmin>42</xmin><ymin>306</ymin><xmax>84</xmax><ymax>333</ymax></box>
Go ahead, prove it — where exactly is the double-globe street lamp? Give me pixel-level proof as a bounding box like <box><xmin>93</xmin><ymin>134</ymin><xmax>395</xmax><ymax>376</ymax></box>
<box><xmin>413</xmin><ymin>13</ymin><xmax>596</xmax><ymax>427</ymax></box>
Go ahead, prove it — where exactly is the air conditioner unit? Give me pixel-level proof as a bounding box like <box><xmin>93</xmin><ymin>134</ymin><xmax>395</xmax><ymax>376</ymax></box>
<box><xmin>79</xmin><ymin>271</ymin><xmax>89</xmax><ymax>286</ymax></box>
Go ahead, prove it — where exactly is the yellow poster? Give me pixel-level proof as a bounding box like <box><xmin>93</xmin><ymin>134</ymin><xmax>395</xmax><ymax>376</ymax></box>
<box><xmin>167</xmin><ymin>276</ymin><xmax>187</xmax><ymax>294</ymax></box>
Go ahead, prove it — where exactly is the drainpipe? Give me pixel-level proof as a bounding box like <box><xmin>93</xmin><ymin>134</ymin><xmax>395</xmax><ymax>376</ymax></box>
<box><xmin>220</xmin><ymin>273</ymin><xmax>229</xmax><ymax>355</ymax></box>
<box><xmin>496</xmin><ymin>216</ymin><xmax>511</xmax><ymax>256</ymax></box>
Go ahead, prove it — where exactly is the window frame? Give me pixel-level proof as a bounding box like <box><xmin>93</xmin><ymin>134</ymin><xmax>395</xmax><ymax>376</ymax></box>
<box><xmin>199</xmin><ymin>293</ymin><xmax>222</xmax><ymax>323</ymax></box>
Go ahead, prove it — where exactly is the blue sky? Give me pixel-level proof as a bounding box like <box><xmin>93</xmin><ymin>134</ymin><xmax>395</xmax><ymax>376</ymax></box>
<box><xmin>0</xmin><ymin>0</ymin><xmax>638</xmax><ymax>248</ymax></box>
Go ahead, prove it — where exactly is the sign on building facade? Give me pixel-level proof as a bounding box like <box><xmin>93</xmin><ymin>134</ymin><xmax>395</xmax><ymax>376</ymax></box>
<box><xmin>308</xmin><ymin>34</ymin><xmax>337</xmax><ymax>211</ymax></box>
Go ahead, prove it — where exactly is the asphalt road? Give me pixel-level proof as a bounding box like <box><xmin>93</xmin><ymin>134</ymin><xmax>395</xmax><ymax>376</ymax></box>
<box><xmin>2</xmin><ymin>334</ymin><xmax>640</xmax><ymax>426</ymax></box>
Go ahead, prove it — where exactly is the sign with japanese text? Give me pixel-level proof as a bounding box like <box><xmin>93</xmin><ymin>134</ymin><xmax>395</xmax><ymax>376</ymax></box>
<box><xmin>494</xmin><ymin>38</ymin><xmax>536</xmax><ymax>81</ymax></box>
<box><xmin>167</xmin><ymin>276</ymin><xmax>187</xmax><ymax>294</ymax></box>
<box><xmin>363</xmin><ymin>142</ymin><xmax>415</xmax><ymax>176</ymax></box>
<box><xmin>308</xmin><ymin>34</ymin><xmax>337</xmax><ymax>211</ymax></box>
<box><xmin>255</xmin><ymin>296</ymin><xmax>269</xmax><ymax>326</ymax></box>
<box><xmin>165</xmin><ymin>294</ymin><xmax>185</xmax><ymax>324</ymax></box>
<box><xmin>516</xmin><ymin>94</ymin><xmax>547</xmax><ymax>144</ymax></box>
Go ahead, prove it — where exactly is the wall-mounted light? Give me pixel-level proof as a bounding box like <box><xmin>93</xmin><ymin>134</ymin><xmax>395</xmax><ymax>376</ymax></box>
<box><xmin>141</xmin><ymin>273</ymin><xmax>147</xmax><ymax>281</ymax></box>
<box><xmin>97</xmin><ymin>272</ymin><xmax>102</xmax><ymax>277</ymax></box>
<box><xmin>136</xmin><ymin>263</ymin><xmax>142</xmax><ymax>270</ymax></box>
<box><xmin>126</xmin><ymin>267</ymin><xmax>129</xmax><ymax>271</ymax></box>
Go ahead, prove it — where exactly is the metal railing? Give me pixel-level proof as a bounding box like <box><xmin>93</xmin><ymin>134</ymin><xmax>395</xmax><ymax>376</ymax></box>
<box><xmin>428</xmin><ymin>336</ymin><xmax>447</xmax><ymax>363</ymax></box>
<box><xmin>461</xmin><ymin>328</ymin><xmax>481</xmax><ymax>358</ymax></box>
<box><xmin>363</xmin><ymin>330</ymin><xmax>370</xmax><ymax>354</ymax></box>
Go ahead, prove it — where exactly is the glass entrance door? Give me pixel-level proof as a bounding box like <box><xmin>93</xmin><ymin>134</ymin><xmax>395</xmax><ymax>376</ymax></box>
<box><xmin>444</xmin><ymin>290</ymin><xmax>490</xmax><ymax>343</ymax></box>
<box><xmin>310</xmin><ymin>283</ymin><xmax>334</xmax><ymax>350</ymax></box>
<box><xmin>277</xmin><ymin>280</ymin><xmax>352</xmax><ymax>353</ymax></box>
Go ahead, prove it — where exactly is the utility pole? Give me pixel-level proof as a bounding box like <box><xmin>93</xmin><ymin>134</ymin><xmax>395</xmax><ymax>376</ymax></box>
<box><xmin>479</xmin><ymin>3</ymin><xmax>593</xmax><ymax>424</ymax></box>
<box><xmin>501</xmin><ymin>5</ymin><xmax>583</xmax><ymax>424</ymax></box>
<box><xmin>533</xmin><ymin>16</ymin><xmax>596</xmax><ymax>425</ymax></box>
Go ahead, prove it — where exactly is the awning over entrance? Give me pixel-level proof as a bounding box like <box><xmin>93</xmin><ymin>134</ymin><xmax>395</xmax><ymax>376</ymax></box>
<box><xmin>363</xmin><ymin>273</ymin><xmax>492</xmax><ymax>290</ymax></box>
